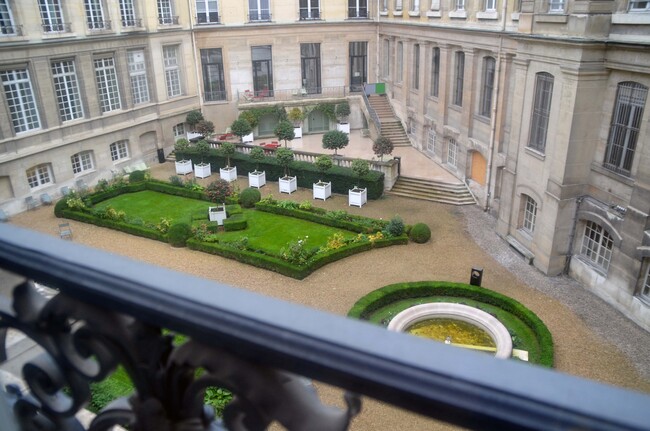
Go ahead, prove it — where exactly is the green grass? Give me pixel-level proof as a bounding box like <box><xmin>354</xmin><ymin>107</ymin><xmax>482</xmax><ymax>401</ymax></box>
<box><xmin>87</xmin><ymin>366</ymin><xmax>133</xmax><ymax>413</ymax></box>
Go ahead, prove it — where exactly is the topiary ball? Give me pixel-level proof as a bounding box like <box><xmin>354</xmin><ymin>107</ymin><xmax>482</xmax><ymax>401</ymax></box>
<box><xmin>239</xmin><ymin>187</ymin><xmax>261</xmax><ymax>208</ymax></box>
<box><xmin>167</xmin><ymin>222</ymin><xmax>192</xmax><ymax>247</ymax></box>
<box><xmin>409</xmin><ymin>223</ymin><xmax>431</xmax><ymax>244</ymax></box>
<box><xmin>129</xmin><ymin>170</ymin><xmax>146</xmax><ymax>183</ymax></box>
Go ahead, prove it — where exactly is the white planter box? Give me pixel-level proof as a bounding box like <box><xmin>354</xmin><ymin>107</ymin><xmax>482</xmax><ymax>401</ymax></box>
<box><xmin>187</xmin><ymin>131</ymin><xmax>203</xmax><ymax>141</ymax></box>
<box><xmin>175</xmin><ymin>160</ymin><xmax>193</xmax><ymax>175</ymax></box>
<box><xmin>242</xmin><ymin>132</ymin><xmax>254</xmax><ymax>143</ymax></box>
<box><xmin>194</xmin><ymin>163</ymin><xmax>211</xmax><ymax>179</ymax></box>
<box><xmin>337</xmin><ymin>123</ymin><xmax>350</xmax><ymax>134</ymax></box>
<box><xmin>248</xmin><ymin>171</ymin><xmax>266</xmax><ymax>188</ymax></box>
<box><xmin>293</xmin><ymin>126</ymin><xmax>303</xmax><ymax>138</ymax></box>
<box><xmin>349</xmin><ymin>187</ymin><xmax>367</xmax><ymax>207</ymax></box>
<box><xmin>313</xmin><ymin>181</ymin><xmax>331</xmax><ymax>201</ymax></box>
<box><xmin>279</xmin><ymin>176</ymin><xmax>297</xmax><ymax>194</ymax></box>
<box><xmin>220</xmin><ymin>166</ymin><xmax>238</xmax><ymax>182</ymax></box>
<box><xmin>208</xmin><ymin>206</ymin><xmax>227</xmax><ymax>226</ymax></box>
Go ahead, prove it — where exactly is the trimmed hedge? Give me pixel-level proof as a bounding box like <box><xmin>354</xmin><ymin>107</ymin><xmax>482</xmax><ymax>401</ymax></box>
<box><xmin>59</xmin><ymin>208</ymin><xmax>166</xmax><ymax>242</ymax></box>
<box><xmin>223</xmin><ymin>214</ymin><xmax>247</xmax><ymax>231</ymax></box>
<box><xmin>347</xmin><ymin>281</ymin><xmax>554</xmax><ymax>367</ymax></box>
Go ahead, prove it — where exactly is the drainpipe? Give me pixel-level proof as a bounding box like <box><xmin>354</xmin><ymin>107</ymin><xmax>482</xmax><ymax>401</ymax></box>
<box><xmin>564</xmin><ymin>195</ymin><xmax>585</xmax><ymax>274</ymax></box>
<box><xmin>187</xmin><ymin>0</ymin><xmax>202</xmax><ymax>108</ymax></box>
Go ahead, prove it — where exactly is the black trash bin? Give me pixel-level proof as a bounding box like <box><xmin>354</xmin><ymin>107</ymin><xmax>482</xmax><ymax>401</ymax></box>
<box><xmin>470</xmin><ymin>267</ymin><xmax>483</xmax><ymax>287</ymax></box>
<box><xmin>157</xmin><ymin>148</ymin><xmax>165</xmax><ymax>164</ymax></box>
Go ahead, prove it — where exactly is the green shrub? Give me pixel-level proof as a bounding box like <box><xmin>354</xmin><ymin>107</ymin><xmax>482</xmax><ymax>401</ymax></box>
<box><xmin>384</xmin><ymin>216</ymin><xmax>405</xmax><ymax>237</ymax></box>
<box><xmin>223</xmin><ymin>214</ymin><xmax>247</xmax><ymax>231</ymax></box>
<box><xmin>129</xmin><ymin>170</ymin><xmax>146</xmax><ymax>183</ymax></box>
<box><xmin>239</xmin><ymin>187</ymin><xmax>261</xmax><ymax>208</ymax></box>
<box><xmin>409</xmin><ymin>223</ymin><xmax>431</xmax><ymax>243</ymax></box>
<box><xmin>54</xmin><ymin>198</ymin><xmax>69</xmax><ymax>217</ymax></box>
<box><xmin>167</xmin><ymin>222</ymin><xmax>192</xmax><ymax>247</ymax></box>
<box><xmin>205</xmin><ymin>179</ymin><xmax>232</xmax><ymax>203</ymax></box>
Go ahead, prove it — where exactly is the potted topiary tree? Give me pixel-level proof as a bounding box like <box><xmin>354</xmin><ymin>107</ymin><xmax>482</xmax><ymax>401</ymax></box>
<box><xmin>274</xmin><ymin>120</ymin><xmax>296</xmax><ymax>148</ymax></box>
<box><xmin>335</xmin><ymin>101</ymin><xmax>351</xmax><ymax>134</ymax></box>
<box><xmin>349</xmin><ymin>159</ymin><xmax>369</xmax><ymax>207</ymax></box>
<box><xmin>372</xmin><ymin>135</ymin><xmax>394</xmax><ymax>161</ymax></box>
<box><xmin>174</xmin><ymin>138</ymin><xmax>192</xmax><ymax>175</ymax></box>
<box><xmin>196</xmin><ymin>120</ymin><xmax>215</xmax><ymax>139</ymax></box>
<box><xmin>219</xmin><ymin>142</ymin><xmax>237</xmax><ymax>182</ymax></box>
<box><xmin>186</xmin><ymin>110</ymin><xmax>204</xmax><ymax>140</ymax></box>
<box><xmin>313</xmin><ymin>154</ymin><xmax>333</xmax><ymax>201</ymax></box>
<box><xmin>239</xmin><ymin>111</ymin><xmax>257</xmax><ymax>143</ymax></box>
<box><xmin>322</xmin><ymin>130</ymin><xmax>349</xmax><ymax>156</ymax></box>
<box><xmin>248</xmin><ymin>146</ymin><xmax>266</xmax><ymax>188</ymax></box>
<box><xmin>231</xmin><ymin>118</ymin><xmax>253</xmax><ymax>144</ymax></box>
<box><xmin>287</xmin><ymin>107</ymin><xmax>305</xmax><ymax>138</ymax></box>
<box><xmin>205</xmin><ymin>179</ymin><xmax>232</xmax><ymax>226</ymax></box>
<box><xmin>276</xmin><ymin>147</ymin><xmax>296</xmax><ymax>194</ymax></box>
<box><xmin>194</xmin><ymin>140</ymin><xmax>212</xmax><ymax>178</ymax></box>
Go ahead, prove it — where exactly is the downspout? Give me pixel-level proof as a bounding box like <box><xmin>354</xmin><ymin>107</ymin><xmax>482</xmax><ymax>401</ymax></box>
<box><xmin>376</xmin><ymin>0</ymin><xmax>381</xmax><ymax>84</ymax></box>
<box><xmin>187</xmin><ymin>0</ymin><xmax>203</xmax><ymax>108</ymax></box>
<box><xmin>564</xmin><ymin>195</ymin><xmax>585</xmax><ymax>274</ymax></box>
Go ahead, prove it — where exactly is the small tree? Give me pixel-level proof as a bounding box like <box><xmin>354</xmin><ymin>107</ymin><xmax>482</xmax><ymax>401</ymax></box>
<box><xmin>372</xmin><ymin>135</ymin><xmax>394</xmax><ymax>161</ymax></box>
<box><xmin>249</xmin><ymin>146</ymin><xmax>265</xmax><ymax>172</ymax></box>
<box><xmin>196</xmin><ymin>120</ymin><xmax>215</xmax><ymax>138</ymax></box>
<box><xmin>322</xmin><ymin>130</ymin><xmax>349</xmax><ymax>155</ymax></box>
<box><xmin>186</xmin><ymin>110</ymin><xmax>204</xmax><ymax>130</ymax></box>
<box><xmin>275</xmin><ymin>148</ymin><xmax>294</xmax><ymax>177</ymax></box>
<box><xmin>351</xmin><ymin>159</ymin><xmax>370</xmax><ymax>187</ymax></box>
<box><xmin>205</xmin><ymin>179</ymin><xmax>232</xmax><ymax>203</ymax></box>
<box><xmin>220</xmin><ymin>142</ymin><xmax>236</xmax><ymax>167</ymax></box>
<box><xmin>335</xmin><ymin>101</ymin><xmax>351</xmax><ymax>123</ymax></box>
<box><xmin>274</xmin><ymin>120</ymin><xmax>295</xmax><ymax>147</ymax></box>
<box><xmin>287</xmin><ymin>107</ymin><xmax>305</xmax><ymax>126</ymax></box>
<box><xmin>195</xmin><ymin>140</ymin><xmax>211</xmax><ymax>164</ymax></box>
<box><xmin>314</xmin><ymin>155</ymin><xmax>333</xmax><ymax>182</ymax></box>
<box><xmin>174</xmin><ymin>138</ymin><xmax>190</xmax><ymax>153</ymax></box>
<box><xmin>239</xmin><ymin>110</ymin><xmax>258</xmax><ymax>128</ymax></box>
<box><xmin>231</xmin><ymin>118</ymin><xmax>253</xmax><ymax>143</ymax></box>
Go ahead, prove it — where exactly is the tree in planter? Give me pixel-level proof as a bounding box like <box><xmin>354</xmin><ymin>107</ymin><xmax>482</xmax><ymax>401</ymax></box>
<box><xmin>205</xmin><ymin>179</ymin><xmax>233</xmax><ymax>203</ymax></box>
<box><xmin>274</xmin><ymin>120</ymin><xmax>295</xmax><ymax>148</ymax></box>
<box><xmin>314</xmin><ymin>155</ymin><xmax>333</xmax><ymax>183</ymax></box>
<box><xmin>372</xmin><ymin>135</ymin><xmax>394</xmax><ymax>161</ymax></box>
<box><xmin>186</xmin><ymin>110</ymin><xmax>204</xmax><ymax>131</ymax></box>
<box><xmin>322</xmin><ymin>130</ymin><xmax>349</xmax><ymax>155</ymax></box>
<box><xmin>249</xmin><ymin>146</ymin><xmax>265</xmax><ymax>172</ymax></box>
<box><xmin>196</xmin><ymin>120</ymin><xmax>215</xmax><ymax>138</ymax></box>
<box><xmin>287</xmin><ymin>107</ymin><xmax>305</xmax><ymax>126</ymax></box>
<box><xmin>231</xmin><ymin>118</ymin><xmax>253</xmax><ymax>143</ymax></box>
<box><xmin>335</xmin><ymin>101</ymin><xmax>351</xmax><ymax>123</ymax></box>
<box><xmin>351</xmin><ymin>159</ymin><xmax>370</xmax><ymax>189</ymax></box>
<box><xmin>195</xmin><ymin>140</ymin><xmax>211</xmax><ymax>164</ymax></box>
<box><xmin>220</xmin><ymin>142</ymin><xmax>236</xmax><ymax>168</ymax></box>
<box><xmin>275</xmin><ymin>148</ymin><xmax>295</xmax><ymax>178</ymax></box>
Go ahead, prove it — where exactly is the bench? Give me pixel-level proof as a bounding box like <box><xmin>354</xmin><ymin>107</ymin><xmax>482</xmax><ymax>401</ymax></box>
<box><xmin>506</xmin><ymin>235</ymin><xmax>535</xmax><ymax>265</ymax></box>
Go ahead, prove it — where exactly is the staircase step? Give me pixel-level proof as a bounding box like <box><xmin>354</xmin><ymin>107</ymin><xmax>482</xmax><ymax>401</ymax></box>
<box><xmin>388</xmin><ymin>176</ymin><xmax>476</xmax><ymax>206</ymax></box>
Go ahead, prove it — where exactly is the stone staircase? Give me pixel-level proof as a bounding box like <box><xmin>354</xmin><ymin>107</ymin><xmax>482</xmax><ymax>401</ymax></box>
<box><xmin>388</xmin><ymin>176</ymin><xmax>476</xmax><ymax>205</ymax></box>
<box><xmin>166</xmin><ymin>151</ymin><xmax>177</xmax><ymax>162</ymax></box>
<box><xmin>367</xmin><ymin>94</ymin><xmax>411</xmax><ymax>147</ymax></box>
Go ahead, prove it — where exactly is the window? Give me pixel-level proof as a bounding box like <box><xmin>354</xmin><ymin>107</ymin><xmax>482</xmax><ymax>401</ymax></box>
<box><xmin>641</xmin><ymin>265</ymin><xmax>650</xmax><ymax>300</ymax></box>
<box><xmin>0</xmin><ymin>1</ymin><xmax>18</xmax><ymax>35</ymax></box>
<box><xmin>382</xmin><ymin>39</ymin><xmax>390</xmax><ymax>78</ymax></box>
<box><xmin>411</xmin><ymin>0</ymin><xmax>420</xmax><ymax>11</ymax></box>
<box><xmin>480</xmin><ymin>56</ymin><xmax>496</xmax><ymax>118</ymax></box>
<box><xmin>249</xmin><ymin>0</ymin><xmax>270</xmax><ymax>21</ymax></box>
<box><xmin>549</xmin><ymin>0</ymin><xmax>564</xmax><ymax>12</ymax></box>
<box><xmin>349</xmin><ymin>41</ymin><xmax>367</xmax><ymax>92</ymax></box>
<box><xmin>157</xmin><ymin>0</ymin><xmax>176</xmax><ymax>24</ymax></box>
<box><xmin>201</xmin><ymin>48</ymin><xmax>226</xmax><ymax>101</ymax></box>
<box><xmin>381</xmin><ymin>0</ymin><xmax>388</xmax><ymax>11</ymax></box>
<box><xmin>39</xmin><ymin>0</ymin><xmax>66</xmax><ymax>32</ymax></box>
<box><xmin>580</xmin><ymin>221</ymin><xmax>613</xmax><ymax>272</ymax></box>
<box><xmin>629</xmin><ymin>0</ymin><xmax>650</xmax><ymax>10</ymax></box>
<box><xmin>128</xmin><ymin>50</ymin><xmax>150</xmax><ymax>105</ymax></box>
<box><xmin>456</xmin><ymin>0</ymin><xmax>465</xmax><ymax>10</ymax></box>
<box><xmin>300</xmin><ymin>0</ymin><xmax>320</xmax><ymax>19</ymax></box>
<box><xmin>71</xmin><ymin>151</ymin><xmax>94</xmax><ymax>174</ymax></box>
<box><xmin>485</xmin><ymin>0</ymin><xmax>496</xmax><ymax>10</ymax></box>
<box><xmin>94</xmin><ymin>57</ymin><xmax>122</xmax><ymax>112</ymax></box>
<box><xmin>603</xmin><ymin>82</ymin><xmax>647</xmax><ymax>175</ymax></box>
<box><xmin>301</xmin><ymin>43</ymin><xmax>321</xmax><ymax>94</ymax></box>
<box><xmin>27</xmin><ymin>164</ymin><xmax>53</xmax><ymax>189</ymax></box>
<box><xmin>395</xmin><ymin>0</ymin><xmax>403</xmax><ymax>10</ymax></box>
<box><xmin>528</xmin><ymin>72</ymin><xmax>554</xmax><ymax>153</ymax></box>
<box><xmin>396</xmin><ymin>42</ymin><xmax>403</xmax><ymax>83</ymax></box>
<box><xmin>0</xmin><ymin>69</ymin><xmax>41</xmax><ymax>133</ymax></box>
<box><xmin>173</xmin><ymin>123</ymin><xmax>186</xmax><ymax>139</ymax></box>
<box><xmin>119</xmin><ymin>0</ymin><xmax>138</xmax><ymax>26</ymax></box>
<box><xmin>430</xmin><ymin>47</ymin><xmax>439</xmax><ymax>97</ymax></box>
<box><xmin>349</xmin><ymin>0</ymin><xmax>368</xmax><ymax>18</ymax></box>
<box><xmin>412</xmin><ymin>44</ymin><xmax>420</xmax><ymax>90</ymax></box>
<box><xmin>521</xmin><ymin>195</ymin><xmax>537</xmax><ymax>233</ymax></box>
<box><xmin>427</xmin><ymin>128</ymin><xmax>436</xmax><ymax>153</ymax></box>
<box><xmin>84</xmin><ymin>0</ymin><xmax>107</xmax><ymax>30</ymax></box>
<box><xmin>252</xmin><ymin>45</ymin><xmax>273</xmax><ymax>97</ymax></box>
<box><xmin>110</xmin><ymin>140</ymin><xmax>129</xmax><ymax>161</ymax></box>
<box><xmin>447</xmin><ymin>138</ymin><xmax>458</xmax><ymax>167</ymax></box>
<box><xmin>52</xmin><ymin>60</ymin><xmax>84</xmax><ymax>122</ymax></box>
<box><xmin>163</xmin><ymin>45</ymin><xmax>182</xmax><ymax>98</ymax></box>
<box><xmin>196</xmin><ymin>0</ymin><xmax>219</xmax><ymax>23</ymax></box>
<box><xmin>453</xmin><ymin>51</ymin><xmax>464</xmax><ymax>107</ymax></box>
<box><xmin>407</xmin><ymin>118</ymin><xmax>417</xmax><ymax>136</ymax></box>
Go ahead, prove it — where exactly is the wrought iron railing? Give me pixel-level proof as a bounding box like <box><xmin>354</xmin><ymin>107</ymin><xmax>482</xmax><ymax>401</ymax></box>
<box><xmin>205</xmin><ymin>90</ymin><xmax>227</xmax><ymax>102</ymax></box>
<box><xmin>362</xmin><ymin>83</ymin><xmax>382</xmax><ymax>132</ymax></box>
<box><xmin>348</xmin><ymin>7</ymin><xmax>369</xmax><ymax>18</ymax></box>
<box><xmin>237</xmin><ymin>86</ymin><xmax>346</xmax><ymax>104</ymax></box>
<box><xmin>299</xmin><ymin>8</ymin><xmax>321</xmax><ymax>19</ymax></box>
<box><xmin>0</xmin><ymin>24</ymin><xmax>22</xmax><ymax>36</ymax></box>
<box><xmin>121</xmin><ymin>18</ymin><xmax>142</xmax><ymax>27</ymax></box>
<box><xmin>248</xmin><ymin>10</ymin><xmax>272</xmax><ymax>22</ymax></box>
<box><xmin>196</xmin><ymin>13</ymin><xmax>220</xmax><ymax>24</ymax></box>
<box><xmin>158</xmin><ymin>15</ymin><xmax>179</xmax><ymax>25</ymax></box>
<box><xmin>41</xmin><ymin>22</ymin><xmax>71</xmax><ymax>33</ymax></box>
<box><xmin>87</xmin><ymin>20</ymin><xmax>111</xmax><ymax>30</ymax></box>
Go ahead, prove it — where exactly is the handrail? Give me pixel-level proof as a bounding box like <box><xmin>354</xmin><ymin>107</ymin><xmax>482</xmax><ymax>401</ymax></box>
<box><xmin>237</xmin><ymin>86</ymin><xmax>347</xmax><ymax>104</ymax></box>
<box><xmin>362</xmin><ymin>83</ymin><xmax>382</xmax><ymax>132</ymax></box>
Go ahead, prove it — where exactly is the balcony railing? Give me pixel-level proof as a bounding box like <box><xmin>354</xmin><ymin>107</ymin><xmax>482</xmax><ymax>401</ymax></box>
<box><xmin>0</xmin><ymin>24</ymin><xmax>22</xmax><ymax>36</ymax></box>
<box><xmin>158</xmin><ymin>15</ymin><xmax>179</xmax><ymax>25</ymax></box>
<box><xmin>41</xmin><ymin>22</ymin><xmax>71</xmax><ymax>33</ymax></box>
<box><xmin>299</xmin><ymin>8</ymin><xmax>321</xmax><ymax>19</ymax></box>
<box><xmin>121</xmin><ymin>18</ymin><xmax>142</xmax><ymax>27</ymax></box>
<box><xmin>87</xmin><ymin>20</ymin><xmax>111</xmax><ymax>30</ymax></box>
<box><xmin>197</xmin><ymin>12</ymin><xmax>220</xmax><ymax>24</ymax></box>
<box><xmin>204</xmin><ymin>90</ymin><xmax>227</xmax><ymax>102</ymax></box>
<box><xmin>237</xmin><ymin>86</ymin><xmax>347</xmax><ymax>105</ymax></box>
<box><xmin>248</xmin><ymin>10</ymin><xmax>272</xmax><ymax>22</ymax></box>
<box><xmin>348</xmin><ymin>7</ymin><xmax>369</xmax><ymax>18</ymax></box>
<box><xmin>1</xmin><ymin>225</ymin><xmax>650</xmax><ymax>431</ymax></box>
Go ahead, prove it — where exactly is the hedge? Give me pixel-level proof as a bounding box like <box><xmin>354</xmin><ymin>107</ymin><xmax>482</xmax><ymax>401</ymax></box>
<box><xmin>223</xmin><ymin>214</ymin><xmax>247</xmax><ymax>231</ymax></box>
<box><xmin>59</xmin><ymin>208</ymin><xmax>166</xmax><ymax>242</ymax></box>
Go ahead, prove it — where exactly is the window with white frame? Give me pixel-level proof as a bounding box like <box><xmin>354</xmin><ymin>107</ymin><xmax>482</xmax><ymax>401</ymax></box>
<box><xmin>411</xmin><ymin>0</ymin><xmax>420</xmax><ymax>10</ymax></box>
<box><xmin>407</xmin><ymin>118</ymin><xmax>417</xmax><ymax>136</ymax></box>
<box><xmin>157</xmin><ymin>0</ymin><xmax>176</xmax><ymax>24</ymax></box>
<box><xmin>580</xmin><ymin>220</ymin><xmax>613</xmax><ymax>272</ymax></box>
<box><xmin>249</xmin><ymin>0</ymin><xmax>270</xmax><ymax>21</ymax></box>
<box><xmin>641</xmin><ymin>265</ymin><xmax>650</xmax><ymax>300</ymax></box>
<box><xmin>84</xmin><ymin>0</ymin><xmax>106</xmax><ymax>30</ymax></box>
<box><xmin>456</xmin><ymin>0</ymin><xmax>465</xmax><ymax>10</ymax></box>
<box><xmin>119</xmin><ymin>0</ymin><xmax>138</xmax><ymax>26</ymax></box>
<box><xmin>430</xmin><ymin>47</ymin><xmax>439</xmax><ymax>97</ymax></box>
<box><xmin>348</xmin><ymin>0</ymin><xmax>368</xmax><ymax>18</ymax></box>
<box><xmin>427</xmin><ymin>128</ymin><xmax>436</xmax><ymax>153</ymax></box>
<box><xmin>528</xmin><ymin>72</ymin><xmax>554</xmax><ymax>153</ymax></box>
<box><xmin>0</xmin><ymin>68</ymin><xmax>41</xmax><ymax>133</ymax></box>
<box><xmin>447</xmin><ymin>138</ymin><xmax>458</xmax><ymax>167</ymax></box>
<box><xmin>39</xmin><ymin>0</ymin><xmax>66</xmax><ymax>32</ymax></box>
<box><xmin>110</xmin><ymin>140</ymin><xmax>129</xmax><ymax>161</ymax></box>
<box><xmin>548</xmin><ymin>0</ymin><xmax>564</xmax><ymax>12</ymax></box>
<box><xmin>603</xmin><ymin>82</ymin><xmax>647</xmax><ymax>175</ymax></box>
<box><xmin>173</xmin><ymin>123</ymin><xmax>186</xmax><ymax>139</ymax></box>
<box><xmin>52</xmin><ymin>60</ymin><xmax>84</xmax><ymax>122</ymax></box>
<box><xmin>299</xmin><ymin>0</ymin><xmax>320</xmax><ymax>19</ymax></box>
<box><xmin>395</xmin><ymin>0</ymin><xmax>403</xmax><ymax>10</ymax></box>
<box><xmin>521</xmin><ymin>195</ymin><xmax>537</xmax><ymax>233</ymax></box>
<box><xmin>71</xmin><ymin>151</ymin><xmax>94</xmax><ymax>174</ymax></box>
<box><xmin>128</xmin><ymin>50</ymin><xmax>150</xmax><ymax>105</ymax></box>
<box><xmin>412</xmin><ymin>44</ymin><xmax>420</xmax><ymax>90</ymax></box>
<box><xmin>196</xmin><ymin>0</ymin><xmax>219</xmax><ymax>23</ymax></box>
<box><xmin>27</xmin><ymin>164</ymin><xmax>53</xmax><ymax>189</ymax></box>
<box><xmin>382</xmin><ymin>39</ymin><xmax>390</xmax><ymax>78</ymax></box>
<box><xmin>629</xmin><ymin>0</ymin><xmax>650</xmax><ymax>10</ymax></box>
<box><xmin>163</xmin><ymin>45</ymin><xmax>182</xmax><ymax>98</ymax></box>
<box><xmin>94</xmin><ymin>57</ymin><xmax>122</xmax><ymax>113</ymax></box>
<box><xmin>381</xmin><ymin>0</ymin><xmax>388</xmax><ymax>11</ymax></box>
<box><xmin>453</xmin><ymin>51</ymin><xmax>464</xmax><ymax>107</ymax></box>
<box><xmin>396</xmin><ymin>42</ymin><xmax>403</xmax><ymax>83</ymax></box>
<box><xmin>479</xmin><ymin>56</ymin><xmax>496</xmax><ymax>118</ymax></box>
<box><xmin>485</xmin><ymin>0</ymin><xmax>496</xmax><ymax>11</ymax></box>
<box><xmin>0</xmin><ymin>0</ymin><xmax>18</xmax><ymax>35</ymax></box>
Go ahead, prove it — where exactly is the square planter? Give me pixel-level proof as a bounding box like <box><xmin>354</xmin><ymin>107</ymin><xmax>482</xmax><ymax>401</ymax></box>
<box><xmin>279</xmin><ymin>176</ymin><xmax>297</xmax><ymax>194</ymax></box>
<box><xmin>175</xmin><ymin>159</ymin><xmax>192</xmax><ymax>175</ymax></box>
<box><xmin>349</xmin><ymin>187</ymin><xmax>367</xmax><ymax>207</ymax></box>
<box><xmin>208</xmin><ymin>205</ymin><xmax>227</xmax><ymax>226</ymax></box>
<box><xmin>242</xmin><ymin>132</ymin><xmax>254</xmax><ymax>143</ymax></box>
<box><xmin>194</xmin><ymin>163</ymin><xmax>211</xmax><ymax>179</ymax></box>
<box><xmin>313</xmin><ymin>181</ymin><xmax>331</xmax><ymax>201</ymax></box>
<box><xmin>248</xmin><ymin>170</ymin><xmax>266</xmax><ymax>188</ymax></box>
<box><xmin>293</xmin><ymin>126</ymin><xmax>303</xmax><ymax>138</ymax></box>
<box><xmin>220</xmin><ymin>166</ymin><xmax>238</xmax><ymax>182</ymax></box>
<box><xmin>337</xmin><ymin>122</ymin><xmax>350</xmax><ymax>134</ymax></box>
<box><xmin>187</xmin><ymin>131</ymin><xmax>203</xmax><ymax>141</ymax></box>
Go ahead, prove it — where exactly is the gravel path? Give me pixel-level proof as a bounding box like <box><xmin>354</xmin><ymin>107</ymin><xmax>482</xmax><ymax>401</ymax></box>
<box><xmin>7</xmin><ymin>163</ymin><xmax>650</xmax><ymax>430</ymax></box>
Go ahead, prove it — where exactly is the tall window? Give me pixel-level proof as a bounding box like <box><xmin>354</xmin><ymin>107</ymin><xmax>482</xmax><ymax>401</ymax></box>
<box><xmin>196</xmin><ymin>0</ymin><xmax>219</xmax><ymax>23</ymax></box>
<box><xmin>427</xmin><ymin>128</ymin><xmax>436</xmax><ymax>153</ymax></box>
<box><xmin>528</xmin><ymin>72</ymin><xmax>554</xmax><ymax>153</ymax></box>
<box><xmin>52</xmin><ymin>60</ymin><xmax>84</xmax><ymax>122</ymax></box>
<box><xmin>252</xmin><ymin>45</ymin><xmax>273</xmax><ymax>97</ymax></box>
<box><xmin>249</xmin><ymin>0</ymin><xmax>270</xmax><ymax>21</ymax></box>
<box><xmin>382</xmin><ymin>39</ymin><xmax>390</xmax><ymax>78</ymax></box>
<box><xmin>39</xmin><ymin>0</ymin><xmax>66</xmax><ymax>32</ymax></box>
<box><xmin>300</xmin><ymin>0</ymin><xmax>320</xmax><ymax>19</ymax></box>
<box><xmin>381</xmin><ymin>0</ymin><xmax>388</xmax><ymax>11</ymax></box>
<box><xmin>485</xmin><ymin>0</ymin><xmax>496</xmax><ymax>10</ymax></box>
<box><xmin>27</xmin><ymin>164</ymin><xmax>53</xmax><ymax>189</ymax></box>
<box><xmin>110</xmin><ymin>140</ymin><xmax>129</xmax><ymax>161</ymax></box>
<box><xmin>71</xmin><ymin>151</ymin><xmax>94</xmax><ymax>175</ymax></box>
<box><xmin>301</xmin><ymin>43</ymin><xmax>321</xmax><ymax>94</ymax></box>
<box><xmin>580</xmin><ymin>221</ymin><xmax>613</xmax><ymax>272</ymax></box>
<box><xmin>411</xmin><ymin>0</ymin><xmax>420</xmax><ymax>11</ymax></box>
<box><xmin>453</xmin><ymin>51</ymin><xmax>465</xmax><ymax>107</ymax></box>
<box><xmin>173</xmin><ymin>123</ymin><xmax>186</xmax><ymax>139</ymax></box>
<box><xmin>84</xmin><ymin>0</ymin><xmax>106</xmax><ymax>30</ymax></box>
<box><xmin>521</xmin><ymin>195</ymin><xmax>537</xmax><ymax>233</ymax></box>
<box><xmin>603</xmin><ymin>82</ymin><xmax>647</xmax><ymax>175</ymax></box>
<box><xmin>480</xmin><ymin>56</ymin><xmax>496</xmax><ymax>118</ymax></box>
<box><xmin>396</xmin><ymin>42</ymin><xmax>403</xmax><ymax>83</ymax></box>
<box><xmin>447</xmin><ymin>138</ymin><xmax>458</xmax><ymax>167</ymax></box>
<box><xmin>127</xmin><ymin>50</ymin><xmax>150</xmax><ymax>105</ymax></box>
<box><xmin>119</xmin><ymin>0</ymin><xmax>138</xmax><ymax>26</ymax></box>
<box><xmin>201</xmin><ymin>48</ymin><xmax>226</xmax><ymax>101</ymax></box>
<box><xmin>430</xmin><ymin>47</ymin><xmax>440</xmax><ymax>97</ymax></box>
<box><xmin>163</xmin><ymin>45</ymin><xmax>182</xmax><ymax>98</ymax></box>
<box><xmin>0</xmin><ymin>0</ymin><xmax>18</xmax><ymax>35</ymax></box>
<box><xmin>395</xmin><ymin>0</ymin><xmax>403</xmax><ymax>10</ymax></box>
<box><xmin>94</xmin><ymin>57</ymin><xmax>122</xmax><ymax>113</ymax></box>
<box><xmin>349</xmin><ymin>0</ymin><xmax>368</xmax><ymax>18</ymax></box>
<box><xmin>549</xmin><ymin>0</ymin><xmax>564</xmax><ymax>12</ymax></box>
<box><xmin>412</xmin><ymin>44</ymin><xmax>420</xmax><ymax>90</ymax></box>
<box><xmin>456</xmin><ymin>0</ymin><xmax>465</xmax><ymax>10</ymax></box>
<box><xmin>629</xmin><ymin>0</ymin><xmax>650</xmax><ymax>10</ymax></box>
<box><xmin>349</xmin><ymin>41</ymin><xmax>367</xmax><ymax>92</ymax></box>
<box><xmin>157</xmin><ymin>0</ymin><xmax>176</xmax><ymax>24</ymax></box>
<box><xmin>0</xmin><ymin>69</ymin><xmax>41</xmax><ymax>133</ymax></box>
